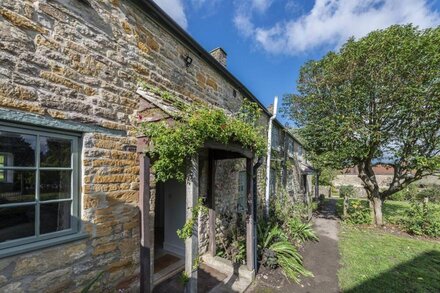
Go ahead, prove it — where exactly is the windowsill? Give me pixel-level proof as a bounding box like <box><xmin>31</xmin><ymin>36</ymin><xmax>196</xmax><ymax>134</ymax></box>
<box><xmin>0</xmin><ymin>232</ymin><xmax>89</xmax><ymax>259</ymax></box>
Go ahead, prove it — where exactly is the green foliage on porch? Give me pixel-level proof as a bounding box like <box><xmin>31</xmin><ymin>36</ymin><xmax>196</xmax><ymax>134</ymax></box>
<box><xmin>138</xmin><ymin>86</ymin><xmax>266</xmax><ymax>182</ymax></box>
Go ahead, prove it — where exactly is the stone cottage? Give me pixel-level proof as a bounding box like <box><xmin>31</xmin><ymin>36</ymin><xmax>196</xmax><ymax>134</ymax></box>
<box><xmin>0</xmin><ymin>0</ymin><xmax>314</xmax><ymax>292</ymax></box>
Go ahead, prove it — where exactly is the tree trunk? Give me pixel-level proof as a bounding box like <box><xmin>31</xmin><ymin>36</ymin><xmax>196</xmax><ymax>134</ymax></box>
<box><xmin>368</xmin><ymin>199</ymin><xmax>374</xmax><ymax>224</ymax></box>
<box><xmin>370</xmin><ymin>196</ymin><xmax>383</xmax><ymax>226</ymax></box>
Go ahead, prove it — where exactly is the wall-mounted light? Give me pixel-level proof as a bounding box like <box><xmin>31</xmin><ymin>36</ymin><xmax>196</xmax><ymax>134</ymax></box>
<box><xmin>184</xmin><ymin>55</ymin><xmax>193</xmax><ymax>67</ymax></box>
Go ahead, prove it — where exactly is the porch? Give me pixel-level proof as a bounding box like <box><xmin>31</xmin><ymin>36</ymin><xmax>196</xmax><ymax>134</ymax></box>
<box><xmin>137</xmin><ymin>139</ymin><xmax>258</xmax><ymax>292</ymax></box>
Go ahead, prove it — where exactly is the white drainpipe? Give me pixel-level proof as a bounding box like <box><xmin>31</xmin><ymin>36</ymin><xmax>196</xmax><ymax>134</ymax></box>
<box><xmin>265</xmin><ymin>96</ymin><xmax>278</xmax><ymax>218</ymax></box>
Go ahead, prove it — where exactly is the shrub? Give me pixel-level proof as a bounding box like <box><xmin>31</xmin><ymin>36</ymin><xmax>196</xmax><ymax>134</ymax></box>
<box><xmin>345</xmin><ymin>200</ymin><xmax>371</xmax><ymax>224</ymax></box>
<box><xmin>402</xmin><ymin>201</ymin><xmax>440</xmax><ymax>237</ymax></box>
<box><xmin>270</xmin><ymin>190</ymin><xmax>308</xmax><ymax>224</ymax></box>
<box><xmin>270</xmin><ymin>190</ymin><xmax>318</xmax><ymax>244</ymax></box>
<box><xmin>287</xmin><ymin>218</ymin><xmax>318</xmax><ymax>243</ymax></box>
<box><xmin>416</xmin><ymin>185</ymin><xmax>440</xmax><ymax>203</ymax></box>
<box><xmin>339</xmin><ymin>185</ymin><xmax>355</xmax><ymax>199</ymax></box>
<box><xmin>215</xmin><ymin>212</ymin><xmax>247</xmax><ymax>264</ymax></box>
<box><xmin>231</xmin><ymin>237</ymin><xmax>246</xmax><ymax>264</ymax></box>
<box><xmin>311</xmin><ymin>200</ymin><xmax>319</xmax><ymax>213</ymax></box>
<box><xmin>270</xmin><ymin>240</ymin><xmax>313</xmax><ymax>283</ymax></box>
<box><xmin>389</xmin><ymin>184</ymin><xmax>418</xmax><ymax>201</ymax></box>
<box><xmin>257</xmin><ymin>221</ymin><xmax>312</xmax><ymax>282</ymax></box>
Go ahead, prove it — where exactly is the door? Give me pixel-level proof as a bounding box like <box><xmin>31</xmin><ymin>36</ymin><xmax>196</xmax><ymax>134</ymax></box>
<box><xmin>163</xmin><ymin>179</ymin><xmax>186</xmax><ymax>256</ymax></box>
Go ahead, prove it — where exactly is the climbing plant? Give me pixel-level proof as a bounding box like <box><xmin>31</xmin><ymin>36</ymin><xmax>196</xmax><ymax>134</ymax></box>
<box><xmin>138</xmin><ymin>84</ymin><xmax>266</xmax><ymax>182</ymax></box>
<box><xmin>176</xmin><ymin>198</ymin><xmax>208</xmax><ymax>240</ymax></box>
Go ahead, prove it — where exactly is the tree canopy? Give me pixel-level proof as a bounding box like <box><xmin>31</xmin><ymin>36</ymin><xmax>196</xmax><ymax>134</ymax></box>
<box><xmin>283</xmin><ymin>25</ymin><xmax>440</xmax><ymax>224</ymax></box>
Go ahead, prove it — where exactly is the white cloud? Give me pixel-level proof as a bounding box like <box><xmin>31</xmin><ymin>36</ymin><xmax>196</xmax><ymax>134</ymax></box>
<box><xmin>235</xmin><ymin>0</ymin><xmax>440</xmax><ymax>54</ymax></box>
<box><xmin>234</xmin><ymin>0</ymin><xmax>273</xmax><ymax>37</ymax></box>
<box><xmin>252</xmin><ymin>0</ymin><xmax>274</xmax><ymax>13</ymax></box>
<box><xmin>234</xmin><ymin>13</ymin><xmax>255</xmax><ymax>37</ymax></box>
<box><xmin>153</xmin><ymin>0</ymin><xmax>188</xmax><ymax>29</ymax></box>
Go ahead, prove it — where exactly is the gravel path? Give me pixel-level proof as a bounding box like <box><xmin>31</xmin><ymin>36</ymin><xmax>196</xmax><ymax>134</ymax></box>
<box><xmin>247</xmin><ymin>199</ymin><xmax>341</xmax><ymax>293</ymax></box>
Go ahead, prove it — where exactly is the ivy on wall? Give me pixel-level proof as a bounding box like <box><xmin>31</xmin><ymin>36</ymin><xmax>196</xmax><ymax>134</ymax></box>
<box><xmin>138</xmin><ymin>83</ymin><xmax>266</xmax><ymax>182</ymax></box>
<box><xmin>176</xmin><ymin>198</ymin><xmax>208</xmax><ymax>240</ymax></box>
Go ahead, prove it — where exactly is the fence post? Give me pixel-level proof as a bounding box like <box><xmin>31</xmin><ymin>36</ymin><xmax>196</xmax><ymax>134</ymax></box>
<box><xmin>424</xmin><ymin>196</ymin><xmax>429</xmax><ymax>205</ymax></box>
<box><xmin>343</xmin><ymin>195</ymin><xmax>349</xmax><ymax>218</ymax></box>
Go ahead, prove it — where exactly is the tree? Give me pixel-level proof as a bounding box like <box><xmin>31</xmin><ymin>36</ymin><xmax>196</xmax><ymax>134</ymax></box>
<box><xmin>283</xmin><ymin>25</ymin><xmax>440</xmax><ymax>225</ymax></box>
<box><xmin>308</xmin><ymin>152</ymin><xmax>338</xmax><ymax>198</ymax></box>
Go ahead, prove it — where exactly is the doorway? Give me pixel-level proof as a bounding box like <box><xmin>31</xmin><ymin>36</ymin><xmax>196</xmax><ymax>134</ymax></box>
<box><xmin>154</xmin><ymin>179</ymin><xmax>186</xmax><ymax>285</ymax></box>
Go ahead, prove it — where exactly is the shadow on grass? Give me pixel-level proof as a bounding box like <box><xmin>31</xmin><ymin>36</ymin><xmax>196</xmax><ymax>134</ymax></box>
<box><xmin>331</xmin><ymin>198</ymin><xmax>410</xmax><ymax>224</ymax></box>
<box><xmin>345</xmin><ymin>250</ymin><xmax>440</xmax><ymax>293</ymax></box>
<box><xmin>382</xmin><ymin>201</ymin><xmax>409</xmax><ymax>224</ymax></box>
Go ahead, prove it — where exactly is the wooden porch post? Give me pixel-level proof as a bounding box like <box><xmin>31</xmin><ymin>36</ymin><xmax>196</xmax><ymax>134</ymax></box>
<box><xmin>246</xmin><ymin>157</ymin><xmax>255</xmax><ymax>271</ymax></box>
<box><xmin>139</xmin><ymin>154</ymin><xmax>152</xmax><ymax>292</ymax></box>
<box><xmin>208</xmin><ymin>153</ymin><xmax>216</xmax><ymax>256</ymax></box>
<box><xmin>186</xmin><ymin>154</ymin><xmax>199</xmax><ymax>293</ymax></box>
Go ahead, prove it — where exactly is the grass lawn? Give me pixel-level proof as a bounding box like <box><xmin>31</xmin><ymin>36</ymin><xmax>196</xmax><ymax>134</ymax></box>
<box><xmin>332</xmin><ymin>198</ymin><xmax>437</xmax><ymax>225</ymax></box>
<box><xmin>382</xmin><ymin>200</ymin><xmax>411</xmax><ymax>224</ymax></box>
<box><xmin>339</xmin><ymin>225</ymin><xmax>440</xmax><ymax>292</ymax></box>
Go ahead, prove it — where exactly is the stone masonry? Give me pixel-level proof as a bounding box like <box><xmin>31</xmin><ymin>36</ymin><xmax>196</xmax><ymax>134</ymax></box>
<box><xmin>0</xmin><ymin>0</ymin><xmax>310</xmax><ymax>291</ymax></box>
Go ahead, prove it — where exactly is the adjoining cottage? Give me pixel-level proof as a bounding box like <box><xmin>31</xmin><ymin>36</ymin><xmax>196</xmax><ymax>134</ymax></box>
<box><xmin>0</xmin><ymin>0</ymin><xmax>315</xmax><ymax>292</ymax></box>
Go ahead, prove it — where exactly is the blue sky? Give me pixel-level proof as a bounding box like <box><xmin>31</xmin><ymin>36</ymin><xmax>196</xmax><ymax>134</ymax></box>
<box><xmin>153</xmin><ymin>0</ymin><xmax>440</xmax><ymax>124</ymax></box>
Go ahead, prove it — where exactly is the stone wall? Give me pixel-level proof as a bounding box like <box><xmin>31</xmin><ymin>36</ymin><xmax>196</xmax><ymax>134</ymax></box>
<box><xmin>214</xmin><ymin>159</ymin><xmax>246</xmax><ymax>254</ymax></box>
<box><xmin>332</xmin><ymin>175</ymin><xmax>440</xmax><ymax>198</ymax></box>
<box><xmin>0</xmin><ymin>0</ymin><xmax>306</xmax><ymax>291</ymax></box>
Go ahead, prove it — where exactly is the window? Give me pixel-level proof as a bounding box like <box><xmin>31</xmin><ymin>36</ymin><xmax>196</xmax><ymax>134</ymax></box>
<box><xmin>298</xmin><ymin>145</ymin><xmax>303</xmax><ymax>157</ymax></box>
<box><xmin>0</xmin><ymin>155</ymin><xmax>4</xmax><ymax>182</ymax></box>
<box><xmin>237</xmin><ymin>171</ymin><xmax>247</xmax><ymax>213</ymax></box>
<box><xmin>0</xmin><ymin>124</ymin><xmax>81</xmax><ymax>253</ymax></box>
<box><xmin>288</xmin><ymin>139</ymin><xmax>294</xmax><ymax>157</ymax></box>
<box><xmin>270</xmin><ymin>168</ymin><xmax>276</xmax><ymax>196</ymax></box>
<box><xmin>271</xmin><ymin>127</ymin><xmax>280</xmax><ymax>150</ymax></box>
<box><xmin>287</xmin><ymin>170</ymin><xmax>294</xmax><ymax>192</ymax></box>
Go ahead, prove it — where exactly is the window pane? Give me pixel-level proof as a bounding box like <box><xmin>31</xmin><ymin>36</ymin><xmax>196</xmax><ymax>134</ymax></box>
<box><xmin>237</xmin><ymin>171</ymin><xmax>247</xmax><ymax>213</ymax></box>
<box><xmin>40</xmin><ymin>202</ymin><xmax>71</xmax><ymax>234</ymax></box>
<box><xmin>0</xmin><ymin>131</ymin><xmax>36</xmax><ymax>167</ymax></box>
<box><xmin>0</xmin><ymin>170</ymin><xmax>36</xmax><ymax>204</ymax></box>
<box><xmin>270</xmin><ymin>169</ymin><xmax>276</xmax><ymax>195</ymax></box>
<box><xmin>0</xmin><ymin>155</ymin><xmax>4</xmax><ymax>182</ymax></box>
<box><xmin>0</xmin><ymin>205</ymin><xmax>35</xmax><ymax>243</ymax></box>
<box><xmin>40</xmin><ymin>136</ymin><xmax>71</xmax><ymax>167</ymax></box>
<box><xmin>40</xmin><ymin>171</ymin><xmax>71</xmax><ymax>201</ymax></box>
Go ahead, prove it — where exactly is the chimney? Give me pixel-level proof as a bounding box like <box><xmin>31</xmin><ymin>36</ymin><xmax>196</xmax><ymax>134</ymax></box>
<box><xmin>267</xmin><ymin>104</ymin><xmax>274</xmax><ymax>115</ymax></box>
<box><xmin>210</xmin><ymin>47</ymin><xmax>227</xmax><ymax>67</ymax></box>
